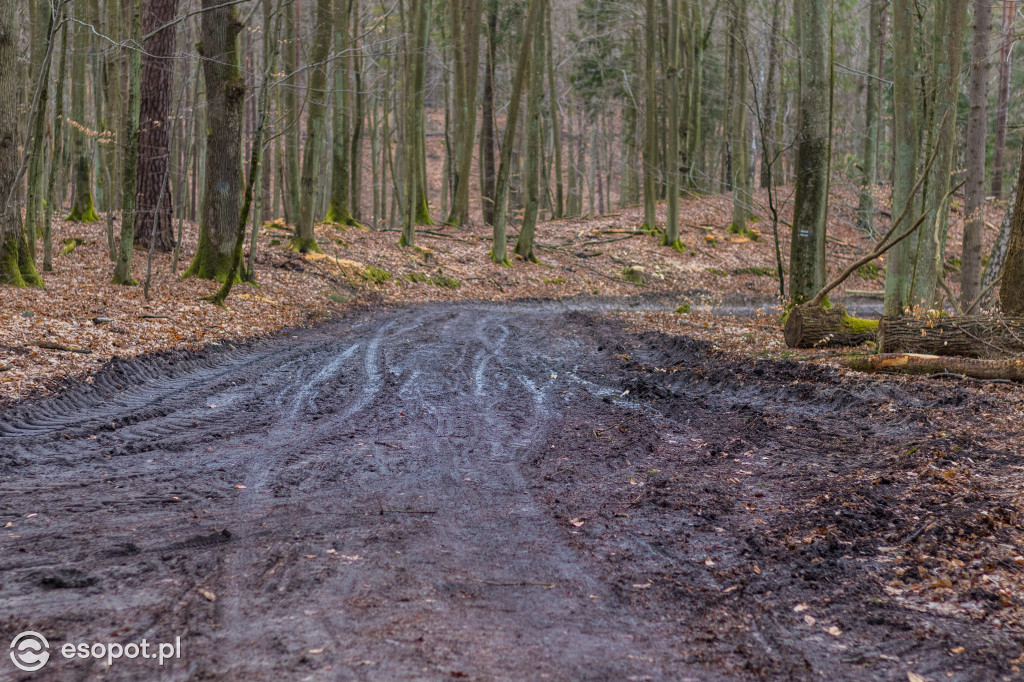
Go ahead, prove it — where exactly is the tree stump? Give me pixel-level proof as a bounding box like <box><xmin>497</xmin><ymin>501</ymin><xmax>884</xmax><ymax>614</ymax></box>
<box><xmin>784</xmin><ymin>304</ymin><xmax>878</xmax><ymax>348</ymax></box>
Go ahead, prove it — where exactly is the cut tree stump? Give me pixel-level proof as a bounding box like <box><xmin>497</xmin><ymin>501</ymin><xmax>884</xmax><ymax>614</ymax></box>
<box><xmin>847</xmin><ymin>354</ymin><xmax>1024</xmax><ymax>382</ymax></box>
<box><xmin>784</xmin><ymin>304</ymin><xmax>878</xmax><ymax>348</ymax></box>
<box><xmin>878</xmin><ymin>316</ymin><xmax>1024</xmax><ymax>358</ymax></box>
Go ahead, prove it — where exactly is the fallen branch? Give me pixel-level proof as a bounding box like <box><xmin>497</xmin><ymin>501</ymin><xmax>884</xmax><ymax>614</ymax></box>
<box><xmin>29</xmin><ymin>341</ymin><xmax>91</xmax><ymax>354</ymax></box>
<box><xmin>878</xmin><ymin>315</ymin><xmax>1024</xmax><ymax>358</ymax></box>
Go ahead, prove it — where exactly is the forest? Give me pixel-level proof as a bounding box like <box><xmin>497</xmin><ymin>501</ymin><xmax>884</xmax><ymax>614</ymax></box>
<box><xmin>3</xmin><ymin>0</ymin><xmax>1024</xmax><ymax>680</ymax></box>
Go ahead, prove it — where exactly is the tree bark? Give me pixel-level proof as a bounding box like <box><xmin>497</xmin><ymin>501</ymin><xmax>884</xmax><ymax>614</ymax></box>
<box><xmin>327</xmin><ymin>0</ymin><xmax>357</xmax><ymax>226</ymax></box>
<box><xmin>789</xmin><ymin>0</ymin><xmax>831</xmax><ymax>303</ymax></box>
<box><xmin>641</xmin><ymin>0</ymin><xmax>657</xmax><ymax>231</ymax></box>
<box><xmin>1000</xmin><ymin>134</ymin><xmax>1024</xmax><ymax>315</ymax></box>
<box><xmin>479</xmin><ymin>0</ymin><xmax>497</xmax><ymax>226</ymax></box>
<box><xmin>182</xmin><ymin>0</ymin><xmax>244</xmax><ymax>281</ymax></box>
<box><xmin>400</xmin><ymin>0</ymin><xmax>433</xmax><ymax>246</ymax></box>
<box><xmin>134</xmin><ymin>0</ymin><xmax>179</xmax><ymax>252</ymax></box>
<box><xmin>446</xmin><ymin>0</ymin><xmax>482</xmax><ymax>227</ymax></box>
<box><xmin>729</xmin><ymin>0</ymin><xmax>750</xmax><ymax>236</ymax></box>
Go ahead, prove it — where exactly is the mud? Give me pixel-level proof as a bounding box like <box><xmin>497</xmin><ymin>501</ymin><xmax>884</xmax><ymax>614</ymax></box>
<box><xmin>0</xmin><ymin>301</ymin><xmax>1020</xmax><ymax>680</ymax></box>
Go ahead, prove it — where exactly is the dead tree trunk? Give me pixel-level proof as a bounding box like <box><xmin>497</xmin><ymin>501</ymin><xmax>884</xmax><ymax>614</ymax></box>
<box><xmin>878</xmin><ymin>316</ymin><xmax>1024</xmax><ymax>357</ymax></box>
<box><xmin>848</xmin><ymin>354</ymin><xmax>1024</xmax><ymax>382</ymax></box>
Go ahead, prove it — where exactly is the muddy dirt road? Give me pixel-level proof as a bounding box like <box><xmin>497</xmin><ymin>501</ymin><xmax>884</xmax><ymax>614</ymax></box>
<box><xmin>1</xmin><ymin>301</ymin><xmax>1021</xmax><ymax>680</ymax></box>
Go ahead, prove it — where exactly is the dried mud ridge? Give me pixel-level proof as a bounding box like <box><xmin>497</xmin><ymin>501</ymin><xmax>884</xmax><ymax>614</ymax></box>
<box><xmin>0</xmin><ymin>300</ymin><xmax>1021</xmax><ymax>680</ymax></box>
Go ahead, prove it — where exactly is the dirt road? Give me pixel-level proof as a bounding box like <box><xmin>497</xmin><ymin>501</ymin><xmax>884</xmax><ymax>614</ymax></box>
<box><xmin>1</xmin><ymin>301</ymin><xmax>1020</xmax><ymax>680</ymax></box>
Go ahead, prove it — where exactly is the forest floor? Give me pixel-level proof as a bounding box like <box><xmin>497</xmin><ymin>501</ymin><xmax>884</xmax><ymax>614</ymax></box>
<box><xmin>0</xmin><ymin>182</ymin><xmax>1008</xmax><ymax>402</ymax></box>
<box><xmin>2</xmin><ymin>185</ymin><xmax>1021</xmax><ymax>679</ymax></box>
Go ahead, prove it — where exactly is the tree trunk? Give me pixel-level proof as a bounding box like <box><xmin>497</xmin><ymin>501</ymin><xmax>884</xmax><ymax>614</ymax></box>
<box><xmin>514</xmin><ymin>1</ymin><xmax>545</xmax><ymax>263</ymax></box>
<box><xmin>282</xmin><ymin>0</ymin><xmax>300</xmax><ymax>226</ymax></box>
<box><xmin>961</xmin><ymin>0</ymin><xmax>992</xmax><ymax>306</ymax></box>
<box><xmin>662</xmin><ymin>0</ymin><xmax>683</xmax><ymax>251</ymax></box>
<box><xmin>883</xmin><ymin>0</ymin><xmax>919</xmax><ymax>316</ymax></box>
<box><xmin>294</xmin><ymin>0</ymin><xmax>333</xmax><ymax>253</ymax></box>
<box><xmin>327</xmin><ymin>0</ymin><xmax>357</xmax><ymax>226</ymax></box>
<box><xmin>349</xmin><ymin>1</ymin><xmax>363</xmax><ymax>221</ymax></box>
<box><xmin>0</xmin><ymin>0</ymin><xmax>41</xmax><ymax>286</ymax></box>
<box><xmin>879</xmin><ymin>315</ymin><xmax>1024</xmax><ymax>357</ymax></box>
<box><xmin>849</xmin><ymin>354</ymin><xmax>1024</xmax><ymax>381</ymax></box>
<box><xmin>446</xmin><ymin>0</ymin><xmax>482</xmax><ymax>227</ymax></box>
<box><xmin>1000</xmin><ymin>135</ymin><xmax>1024</xmax><ymax>315</ymax></box>
<box><xmin>784</xmin><ymin>304</ymin><xmax>878</xmax><ymax>348</ymax></box>
<box><xmin>991</xmin><ymin>0</ymin><xmax>1014</xmax><ymax>199</ymax></box>
<box><xmin>134</xmin><ymin>0</ymin><xmax>178</xmax><ymax>252</ymax></box>
<box><xmin>25</xmin><ymin>0</ymin><xmax>52</xmax><ymax>260</ymax></box>
<box><xmin>641</xmin><ymin>0</ymin><xmax>657</xmax><ymax>231</ymax></box>
<box><xmin>111</xmin><ymin>0</ymin><xmax>144</xmax><ymax>285</ymax></box>
<box><xmin>67</xmin><ymin>9</ymin><xmax>98</xmax><ymax>223</ymax></box>
<box><xmin>490</xmin><ymin>0</ymin><xmax>542</xmax><ymax>264</ymax></box>
<box><xmin>546</xmin><ymin>0</ymin><xmax>563</xmax><ymax>220</ymax></box>
<box><xmin>181</xmin><ymin>0</ymin><xmax>244</xmax><ymax>281</ymax></box>
<box><xmin>910</xmin><ymin>0</ymin><xmax>969</xmax><ymax>309</ymax></box>
<box><xmin>760</xmin><ymin>0</ymin><xmax>781</xmax><ymax>189</ymax></box>
<box><xmin>789</xmin><ymin>0</ymin><xmax>831</xmax><ymax>303</ymax></box>
<box><xmin>479</xmin><ymin>0</ymin><xmax>497</xmax><ymax>226</ymax></box>
<box><xmin>44</xmin><ymin>15</ymin><xmax>69</xmax><ymax>273</ymax></box>
<box><xmin>729</xmin><ymin>0</ymin><xmax>749</xmax><ymax>236</ymax></box>
<box><xmin>855</xmin><ymin>0</ymin><xmax>883</xmax><ymax>233</ymax></box>
<box><xmin>400</xmin><ymin>0</ymin><xmax>433</xmax><ymax>246</ymax></box>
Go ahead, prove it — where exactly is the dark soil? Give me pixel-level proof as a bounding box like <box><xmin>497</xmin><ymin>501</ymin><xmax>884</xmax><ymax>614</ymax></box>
<box><xmin>1</xmin><ymin>300</ymin><xmax>1022</xmax><ymax>680</ymax></box>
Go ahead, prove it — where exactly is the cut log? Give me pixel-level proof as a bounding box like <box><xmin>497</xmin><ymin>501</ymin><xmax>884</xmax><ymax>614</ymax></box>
<box><xmin>784</xmin><ymin>304</ymin><xmax>879</xmax><ymax>348</ymax></box>
<box><xmin>847</xmin><ymin>353</ymin><xmax>1024</xmax><ymax>382</ymax></box>
<box><xmin>878</xmin><ymin>315</ymin><xmax>1024</xmax><ymax>358</ymax></box>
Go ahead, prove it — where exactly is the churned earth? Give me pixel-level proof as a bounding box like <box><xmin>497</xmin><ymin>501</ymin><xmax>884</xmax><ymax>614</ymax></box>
<box><xmin>1</xmin><ymin>299</ymin><xmax>1022</xmax><ymax>681</ymax></box>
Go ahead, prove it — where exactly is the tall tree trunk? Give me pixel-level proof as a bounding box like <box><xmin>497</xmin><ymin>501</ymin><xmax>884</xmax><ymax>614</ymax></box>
<box><xmin>662</xmin><ymin>0</ymin><xmax>683</xmax><ymax>250</ymax></box>
<box><xmin>295</xmin><ymin>0</ymin><xmax>333</xmax><ymax>253</ymax></box>
<box><xmin>910</xmin><ymin>0</ymin><xmax>969</xmax><ymax>309</ymax></box>
<box><xmin>883</xmin><ymin>0</ymin><xmax>919</xmax><ymax>315</ymax></box>
<box><xmin>0</xmin><ymin>0</ymin><xmax>40</xmax><ymax>286</ymax></box>
<box><xmin>349</xmin><ymin>0</ymin><xmax>363</xmax><ymax>221</ymax></box>
<box><xmin>490</xmin><ymin>0</ymin><xmax>542</xmax><ymax>263</ymax></box>
<box><xmin>67</xmin><ymin>7</ymin><xmax>99</xmax><ymax>223</ymax></box>
<box><xmin>400</xmin><ymin>0</ymin><xmax>433</xmax><ymax>246</ymax></box>
<box><xmin>1000</xmin><ymin>137</ymin><xmax>1024</xmax><ymax>315</ymax></box>
<box><xmin>44</xmin><ymin>14</ymin><xmax>69</xmax><ymax>273</ymax></box>
<box><xmin>729</xmin><ymin>0</ymin><xmax>749</xmax><ymax>235</ymax></box>
<box><xmin>991</xmin><ymin>0</ymin><xmax>1015</xmax><ymax>199</ymax></box>
<box><xmin>112</xmin><ymin>0</ymin><xmax>144</xmax><ymax>284</ymax></box>
<box><xmin>446</xmin><ymin>0</ymin><xmax>483</xmax><ymax>227</ymax></box>
<box><xmin>514</xmin><ymin>0</ymin><xmax>545</xmax><ymax>262</ymax></box>
<box><xmin>134</xmin><ymin>0</ymin><xmax>179</xmax><ymax>252</ymax></box>
<box><xmin>282</xmin><ymin>0</ymin><xmax>300</xmax><ymax>226</ymax></box>
<box><xmin>856</xmin><ymin>0</ymin><xmax>884</xmax><ymax>233</ymax></box>
<box><xmin>760</xmin><ymin>0</ymin><xmax>781</xmax><ymax>189</ymax></box>
<box><xmin>181</xmin><ymin>0</ymin><xmax>244</xmax><ymax>280</ymax></box>
<box><xmin>962</xmin><ymin>0</ymin><xmax>992</xmax><ymax>305</ymax></box>
<box><xmin>642</xmin><ymin>0</ymin><xmax>657</xmax><ymax>230</ymax></box>
<box><xmin>25</xmin><ymin>0</ymin><xmax>52</xmax><ymax>260</ymax></box>
<box><xmin>327</xmin><ymin>0</ymin><xmax>357</xmax><ymax>225</ymax></box>
<box><xmin>479</xmin><ymin>0</ymin><xmax>497</xmax><ymax>226</ymax></box>
<box><xmin>546</xmin><ymin>0</ymin><xmax>563</xmax><ymax>219</ymax></box>
<box><xmin>789</xmin><ymin>0</ymin><xmax>831</xmax><ymax>304</ymax></box>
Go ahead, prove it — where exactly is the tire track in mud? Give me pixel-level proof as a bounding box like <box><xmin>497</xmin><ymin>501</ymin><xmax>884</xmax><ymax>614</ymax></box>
<box><xmin>0</xmin><ymin>301</ymin><xmax>1017</xmax><ymax>681</ymax></box>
